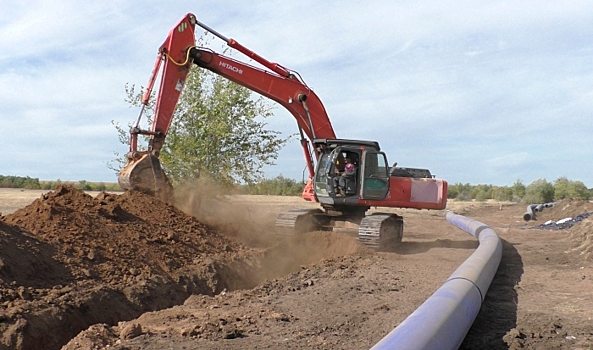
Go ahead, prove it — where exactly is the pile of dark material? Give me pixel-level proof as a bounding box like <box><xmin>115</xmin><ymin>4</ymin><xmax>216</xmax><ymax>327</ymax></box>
<box><xmin>533</xmin><ymin>212</ymin><xmax>593</xmax><ymax>231</ymax></box>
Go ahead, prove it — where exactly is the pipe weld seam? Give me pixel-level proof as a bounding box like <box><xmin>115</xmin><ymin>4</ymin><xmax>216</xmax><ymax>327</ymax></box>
<box><xmin>446</xmin><ymin>276</ymin><xmax>483</xmax><ymax>301</ymax></box>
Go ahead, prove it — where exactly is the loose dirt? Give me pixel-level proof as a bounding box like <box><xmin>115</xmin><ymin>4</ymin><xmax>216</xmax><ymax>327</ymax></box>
<box><xmin>1</xmin><ymin>187</ymin><xmax>592</xmax><ymax>349</ymax></box>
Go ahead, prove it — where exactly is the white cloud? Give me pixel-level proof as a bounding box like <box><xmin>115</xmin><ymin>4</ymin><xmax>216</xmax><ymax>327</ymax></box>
<box><xmin>1</xmin><ymin>0</ymin><xmax>592</xmax><ymax>187</ymax></box>
<box><xmin>486</xmin><ymin>152</ymin><xmax>532</xmax><ymax>168</ymax></box>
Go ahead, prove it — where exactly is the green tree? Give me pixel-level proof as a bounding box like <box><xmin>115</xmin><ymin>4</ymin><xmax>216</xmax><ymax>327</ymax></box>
<box><xmin>493</xmin><ymin>186</ymin><xmax>513</xmax><ymax>202</ymax></box>
<box><xmin>160</xmin><ymin>68</ymin><xmax>288</xmax><ymax>187</ymax></box>
<box><xmin>76</xmin><ymin>180</ymin><xmax>92</xmax><ymax>191</ymax></box>
<box><xmin>472</xmin><ymin>184</ymin><xmax>493</xmax><ymax>200</ymax></box>
<box><xmin>512</xmin><ymin>179</ymin><xmax>526</xmax><ymax>199</ymax></box>
<box><xmin>448</xmin><ymin>182</ymin><xmax>472</xmax><ymax>200</ymax></box>
<box><xmin>447</xmin><ymin>185</ymin><xmax>459</xmax><ymax>199</ymax></box>
<box><xmin>567</xmin><ymin>181</ymin><xmax>591</xmax><ymax>200</ymax></box>
<box><xmin>0</xmin><ymin>175</ymin><xmax>41</xmax><ymax>189</ymax></box>
<box><xmin>522</xmin><ymin>179</ymin><xmax>555</xmax><ymax>204</ymax></box>
<box><xmin>555</xmin><ymin>177</ymin><xmax>591</xmax><ymax>200</ymax></box>
<box><xmin>554</xmin><ymin>177</ymin><xmax>570</xmax><ymax>200</ymax></box>
<box><xmin>456</xmin><ymin>190</ymin><xmax>472</xmax><ymax>201</ymax></box>
<box><xmin>475</xmin><ymin>189</ymin><xmax>489</xmax><ymax>202</ymax></box>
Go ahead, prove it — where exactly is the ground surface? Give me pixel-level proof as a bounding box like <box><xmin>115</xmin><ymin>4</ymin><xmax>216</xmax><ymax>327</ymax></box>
<box><xmin>1</xmin><ymin>187</ymin><xmax>592</xmax><ymax>349</ymax></box>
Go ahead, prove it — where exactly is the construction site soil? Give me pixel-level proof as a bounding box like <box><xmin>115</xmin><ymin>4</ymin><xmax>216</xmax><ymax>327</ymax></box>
<box><xmin>1</xmin><ymin>186</ymin><xmax>593</xmax><ymax>349</ymax></box>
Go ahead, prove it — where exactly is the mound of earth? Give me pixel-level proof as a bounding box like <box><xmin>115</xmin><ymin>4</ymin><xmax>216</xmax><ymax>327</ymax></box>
<box><xmin>2</xmin><ymin>185</ymin><xmax>247</xmax><ymax>288</ymax></box>
<box><xmin>534</xmin><ymin>199</ymin><xmax>593</xmax><ymax>222</ymax></box>
<box><xmin>526</xmin><ymin>199</ymin><xmax>593</xmax><ymax>261</ymax></box>
<box><xmin>7</xmin><ymin>189</ymin><xmax>593</xmax><ymax>350</ymax></box>
<box><xmin>0</xmin><ymin>186</ymin><xmax>256</xmax><ymax>350</ymax></box>
<box><xmin>64</xmin><ymin>255</ymin><xmax>388</xmax><ymax>350</ymax></box>
<box><xmin>0</xmin><ymin>186</ymin><xmax>370</xmax><ymax>350</ymax></box>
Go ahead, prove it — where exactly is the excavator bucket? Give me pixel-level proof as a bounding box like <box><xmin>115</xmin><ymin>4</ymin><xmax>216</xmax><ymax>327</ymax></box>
<box><xmin>118</xmin><ymin>154</ymin><xmax>172</xmax><ymax>200</ymax></box>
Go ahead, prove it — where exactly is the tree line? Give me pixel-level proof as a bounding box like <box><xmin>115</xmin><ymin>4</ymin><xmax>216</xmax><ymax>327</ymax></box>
<box><xmin>2</xmin><ymin>174</ymin><xmax>591</xmax><ymax>202</ymax></box>
<box><xmin>0</xmin><ymin>173</ymin><xmax>304</xmax><ymax>195</ymax></box>
<box><xmin>448</xmin><ymin>177</ymin><xmax>591</xmax><ymax>204</ymax></box>
<box><xmin>238</xmin><ymin>175</ymin><xmax>305</xmax><ymax>196</ymax></box>
<box><xmin>0</xmin><ymin>176</ymin><xmax>120</xmax><ymax>192</ymax></box>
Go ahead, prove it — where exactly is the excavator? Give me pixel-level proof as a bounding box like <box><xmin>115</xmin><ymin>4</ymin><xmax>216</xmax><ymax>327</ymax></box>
<box><xmin>118</xmin><ymin>13</ymin><xmax>448</xmax><ymax>249</ymax></box>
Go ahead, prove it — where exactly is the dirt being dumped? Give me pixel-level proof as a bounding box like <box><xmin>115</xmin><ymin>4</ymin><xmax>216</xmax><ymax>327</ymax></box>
<box><xmin>0</xmin><ymin>186</ymin><xmax>369</xmax><ymax>350</ymax></box>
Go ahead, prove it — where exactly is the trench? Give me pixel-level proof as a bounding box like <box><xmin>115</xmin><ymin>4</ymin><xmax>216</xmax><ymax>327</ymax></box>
<box><xmin>2</xmin><ymin>231</ymin><xmax>362</xmax><ymax>350</ymax></box>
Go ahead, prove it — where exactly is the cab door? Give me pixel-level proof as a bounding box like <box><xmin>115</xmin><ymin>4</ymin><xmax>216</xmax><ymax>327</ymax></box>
<box><xmin>314</xmin><ymin>147</ymin><xmax>342</xmax><ymax>197</ymax></box>
<box><xmin>361</xmin><ymin>150</ymin><xmax>390</xmax><ymax>200</ymax></box>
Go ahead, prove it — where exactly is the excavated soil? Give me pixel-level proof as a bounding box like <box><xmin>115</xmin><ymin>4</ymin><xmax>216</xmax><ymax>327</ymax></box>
<box><xmin>1</xmin><ymin>188</ymin><xmax>593</xmax><ymax>349</ymax></box>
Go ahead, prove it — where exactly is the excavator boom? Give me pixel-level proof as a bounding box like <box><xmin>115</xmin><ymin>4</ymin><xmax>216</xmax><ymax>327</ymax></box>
<box><xmin>118</xmin><ymin>13</ymin><xmax>335</xmax><ymax>198</ymax></box>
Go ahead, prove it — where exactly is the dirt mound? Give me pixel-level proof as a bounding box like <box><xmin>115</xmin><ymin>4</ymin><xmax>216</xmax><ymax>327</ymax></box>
<box><xmin>0</xmin><ymin>186</ymin><xmax>252</xmax><ymax>350</ymax></box>
<box><xmin>3</xmin><ymin>186</ymin><xmax>246</xmax><ymax>286</ymax></box>
<box><xmin>65</xmin><ymin>255</ymin><xmax>375</xmax><ymax>348</ymax></box>
<box><xmin>533</xmin><ymin>199</ymin><xmax>593</xmax><ymax>222</ymax></box>
<box><xmin>567</xmin><ymin>217</ymin><xmax>593</xmax><ymax>261</ymax></box>
<box><xmin>0</xmin><ymin>186</ymin><xmax>370</xmax><ymax>350</ymax></box>
<box><xmin>525</xmin><ymin>199</ymin><xmax>593</xmax><ymax>261</ymax></box>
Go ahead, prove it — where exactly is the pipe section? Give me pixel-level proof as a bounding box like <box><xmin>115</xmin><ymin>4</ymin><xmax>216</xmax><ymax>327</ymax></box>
<box><xmin>371</xmin><ymin>212</ymin><xmax>502</xmax><ymax>350</ymax></box>
<box><xmin>523</xmin><ymin>204</ymin><xmax>537</xmax><ymax>221</ymax></box>
<box><xmin>523</xmin><ymin>202</ymin><xmax>555</xmax><ymax>221</ymax></box>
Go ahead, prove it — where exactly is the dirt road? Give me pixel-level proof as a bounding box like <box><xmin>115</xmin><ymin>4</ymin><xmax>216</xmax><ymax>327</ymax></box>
<box><xmin>1</xmin><ymin>187</ymin><xmax>592</xmax><ymax>349</ymax></box>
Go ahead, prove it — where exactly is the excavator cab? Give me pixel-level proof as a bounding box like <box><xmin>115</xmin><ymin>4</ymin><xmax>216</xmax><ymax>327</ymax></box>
<box><xmin>313</xmin><ymin>138</ymin><xmax>388</xmax><ymax>202</ymax></box>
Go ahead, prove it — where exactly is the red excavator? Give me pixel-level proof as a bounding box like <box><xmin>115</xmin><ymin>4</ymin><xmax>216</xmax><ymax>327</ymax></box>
<box><xmin>118</xmin><ymin>13</ymin><xmax>448</xmax><ymax>249</ymax></box>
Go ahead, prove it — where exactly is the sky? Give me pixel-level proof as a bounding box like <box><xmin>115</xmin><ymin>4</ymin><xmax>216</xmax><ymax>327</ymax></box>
<box><xmin>1</xmin><ymin>1</ymin><xmax>592</xmax><ymax>187</ymax></box>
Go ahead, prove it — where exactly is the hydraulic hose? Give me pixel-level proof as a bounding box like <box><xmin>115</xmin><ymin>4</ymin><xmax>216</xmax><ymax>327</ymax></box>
<box><xmin>371</xmin><ymin>211</ymin><xmax>502</xmax><ymax>350</ymax></box>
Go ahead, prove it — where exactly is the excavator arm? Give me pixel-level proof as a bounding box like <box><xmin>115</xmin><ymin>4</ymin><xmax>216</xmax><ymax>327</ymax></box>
<box><xmin>118</xmin><ymin>13</ymin><xmax>197</xmax><ymax>198</ymax></box>
<box><xmin>118</xmin><ymin>13</ymin><xmax>335</xmax><ymax>199</ymax></box>
<box><xmin>189</xmin><ymin>49</ymin><xmax>335</xmax><ymax>141</ymax></box>
<box><xmin>189</xmin><ymin>20</ymin><xmax>335</xmax><ymax>142</ymax></box>
<box><xmin>130</xmin><ymin>13</ymin><xmax>197</xmax><ymax>156</ymax></box>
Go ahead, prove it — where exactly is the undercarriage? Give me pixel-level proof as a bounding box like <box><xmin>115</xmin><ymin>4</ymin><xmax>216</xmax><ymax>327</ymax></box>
<box><xmin>275</xmin><ymin>206</ymin><xmax>403</xmax><ymax>250</ymax></box>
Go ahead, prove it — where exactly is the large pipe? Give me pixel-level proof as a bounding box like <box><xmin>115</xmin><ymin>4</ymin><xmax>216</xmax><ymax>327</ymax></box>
<box><xmin>523</xmin><ymin>204</ymin><xmax>537</xmax><ymax>221</ymax></box>
<box><xmin>371</xmin><ymin>212</ymin><xmax>502</xmax><ymax>350</ymax></box>
<box><xmin>524</xmin><ymin>202</ymin><xmax>556</xmax><ymax>221</ymax></box>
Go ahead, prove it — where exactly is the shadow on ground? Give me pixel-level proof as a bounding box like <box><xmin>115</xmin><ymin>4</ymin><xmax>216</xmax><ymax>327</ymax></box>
<box><xmin>460</xmin><ymin>239</ymin><xmax>523</xmax><ymax>349</ymax></box>
<box><xmin>392</xmin><ymin>239</ymin><xmax>479</xmax><ymax>254</ymax></box>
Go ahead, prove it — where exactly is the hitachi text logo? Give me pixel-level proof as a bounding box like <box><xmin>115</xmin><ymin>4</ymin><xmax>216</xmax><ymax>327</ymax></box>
<box><xmin>219</xmin><ymin>61</ymin><xmax>243</xmax><ymax>74</ymax></box>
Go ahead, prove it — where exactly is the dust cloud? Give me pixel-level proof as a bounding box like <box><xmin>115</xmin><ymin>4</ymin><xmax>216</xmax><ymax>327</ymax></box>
<box><xmin>173</xmin><ymin>179</ymin><xmax>278</xmax><ymax>247</ymax></box>
<box><xmin>172</xmin><ymin>178</ymin><xmax>371</xmax><ymax>281</ymax></box>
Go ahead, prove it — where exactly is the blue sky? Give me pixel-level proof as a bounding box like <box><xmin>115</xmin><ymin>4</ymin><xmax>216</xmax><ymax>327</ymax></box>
<box><xmin>1</xmin><ymin>1</ymin><xmax>592</xmax><ymax>187</ymax></box>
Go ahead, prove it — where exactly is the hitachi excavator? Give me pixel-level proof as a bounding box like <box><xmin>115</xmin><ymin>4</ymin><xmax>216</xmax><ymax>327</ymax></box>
<box><xmin>118</xmin><ymin>13</ymin><xmax>448</xmax><ymax>249</ymax></box>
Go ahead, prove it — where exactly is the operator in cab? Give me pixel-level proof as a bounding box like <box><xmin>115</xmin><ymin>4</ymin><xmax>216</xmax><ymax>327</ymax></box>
<box><xmin>333</xmin><ymin>156</ymin><xmax>356</xmax><ymax>196</ymax></box>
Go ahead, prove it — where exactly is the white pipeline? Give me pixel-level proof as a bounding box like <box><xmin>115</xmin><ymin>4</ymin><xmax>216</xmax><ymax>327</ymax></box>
<box><xmin>371</xmin><ymin>211</ymin><xmax>502</xmax><ymax>350</ymax></box>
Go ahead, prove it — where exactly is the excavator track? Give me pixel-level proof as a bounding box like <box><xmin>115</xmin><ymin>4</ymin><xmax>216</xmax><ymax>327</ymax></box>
<box><xmin>275</xmin><ymin>208</ymin><xmax>325</xmax><ymax>239</ymax></box>
<box><xmin>358</xmin><ymin>214</ymin><xmax>403</xmax><ymax>250</ymax></box>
